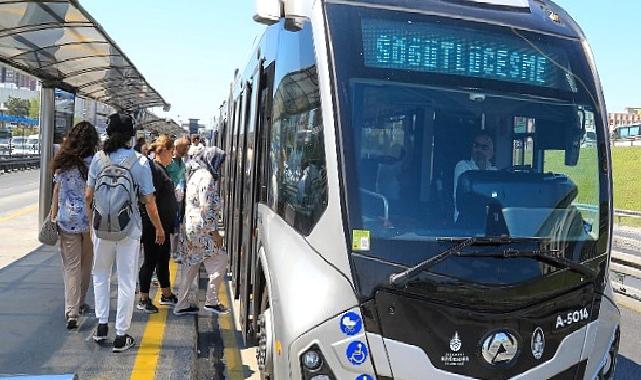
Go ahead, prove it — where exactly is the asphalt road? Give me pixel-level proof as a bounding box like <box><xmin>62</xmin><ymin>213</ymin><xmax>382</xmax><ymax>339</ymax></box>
<box><xmin>0</xmin><ymin>168</ymin><xmax>39</xmax><ymax>215</ymax></box>
<box><xmin>617</xmin><ymin>303</ymin><xmax>641</xmax><ymax>380</ymax></box>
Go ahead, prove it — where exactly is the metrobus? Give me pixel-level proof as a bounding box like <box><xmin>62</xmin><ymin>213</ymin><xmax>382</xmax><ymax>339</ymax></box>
<box><xmin>218</xmin><ymin>0</ymin><xmax>620</xmax><ymax>378</ymax></box>
<box><xmin>612</xmin><ymin>123</ymin><xmax>641</xmax><ymax>140</ymax></box>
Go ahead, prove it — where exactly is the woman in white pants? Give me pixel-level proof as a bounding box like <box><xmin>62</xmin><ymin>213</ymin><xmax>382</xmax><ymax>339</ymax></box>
<box><xmin>174</xmin><ymin>146</ymin><xmax>229</xmax><ymax>315</ymax></box>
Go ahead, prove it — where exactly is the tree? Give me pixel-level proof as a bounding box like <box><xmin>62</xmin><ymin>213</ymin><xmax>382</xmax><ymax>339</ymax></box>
<box><xmin>6</xmin><ymin>97</ymin><xmax>29</xmax><ymax>117</ymax></box>
<box><xmin>29</xmin><ymin>97</ymin><xmax>39</xmax><ymax>119</ymax></box>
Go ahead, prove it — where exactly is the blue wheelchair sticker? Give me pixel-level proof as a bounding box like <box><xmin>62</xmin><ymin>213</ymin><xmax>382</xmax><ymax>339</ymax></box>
<box><xmin>356</xmin><ymin>375</ymin><xmax>374</xmax><ymax>380</ymax></box>
<box><xmin>346</xmin><ymin>340</ymin><xmax>369</xmax><ymax>365</ymax></box>
<box><xmin>340</xmin><ymin>312</ymin><xmax>363</xmax><ymax>336</ymax></box>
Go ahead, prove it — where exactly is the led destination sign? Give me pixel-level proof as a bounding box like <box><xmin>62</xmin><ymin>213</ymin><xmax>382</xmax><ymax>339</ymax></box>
<box><xmin>362</xmin><ymin>18</ymin><xmax>573</xmax><ymax>91</ymax></box>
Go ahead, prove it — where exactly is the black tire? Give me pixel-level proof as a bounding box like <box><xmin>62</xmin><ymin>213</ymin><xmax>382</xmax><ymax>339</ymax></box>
<box><xmin>257</xmin><ymin>289</ymin><xmax>272</xmax><ymax>380</ymax></box>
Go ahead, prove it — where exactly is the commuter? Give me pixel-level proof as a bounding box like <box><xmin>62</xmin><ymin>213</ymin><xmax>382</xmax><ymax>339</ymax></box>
<box><xmin>85</xmin><ymin>113</ymin><xmax>164</xmax><ymax>353</ymax></box>
<box><xmin>137</xmin><ymin>135</ymin><xmax>179</xmax><ymax>313</ymax></box>
<box><xmin>165</xmin><ymin>137</ymin><xmax>190</xmax><ymax>258</ymax></box>
<box><xmin>50</xmin><ymin>121</ymin><xmax>98</xmax><ymax>330</ymax></box>
<box><xmin>174</xmin><ymin>146</ymin><xmax>229</xmax><ymax>315</ymax></box>
<box><xmin>133</xmin><ymin>137</ymin><xmax>146</xmax><ymax>154</ymax></box>
<box><xmin>166</xmin><ymin>137</ymin><xmax>189</xmax><ymax>187</ymax></box>
<box><xmin>187</xmin><ymin>134</ymin><xmax>203</xmax><ymax>157</ymax></box>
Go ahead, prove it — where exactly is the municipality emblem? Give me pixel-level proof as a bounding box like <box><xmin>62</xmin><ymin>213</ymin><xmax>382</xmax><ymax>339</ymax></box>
<box><xmin>450</xmin><ymin>331</ymin><xmax>462</xmax><ymax>352</ymax></box>
<box><xmin>531</xmin><ymin>327</ymin><xmax>545</xmax><ymax>360</ymax></box>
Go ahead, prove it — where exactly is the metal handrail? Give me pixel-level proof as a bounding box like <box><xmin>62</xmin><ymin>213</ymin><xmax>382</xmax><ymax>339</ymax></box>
<box><xmin>0</xmin><ymin>157</ymin><xmax>40</xmax><ymax>173</ymax></box>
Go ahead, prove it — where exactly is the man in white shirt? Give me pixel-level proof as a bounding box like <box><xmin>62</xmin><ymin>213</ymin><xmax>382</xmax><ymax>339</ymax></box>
<box><xmin>454</xmin><ymin>132</ymin><xmax>497</xmax><ymax>220</ymax></box>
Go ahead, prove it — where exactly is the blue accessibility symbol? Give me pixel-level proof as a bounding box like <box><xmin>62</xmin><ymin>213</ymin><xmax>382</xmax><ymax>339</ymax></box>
<box><xmin>340</xmin><ymin>312</ymin><xmax>363</xmax><ymax>336</ymax></box>
<box><xmin>355</xmin><ymin>375</ymin><xmax>374</xmax><ymax>380</ymax></box>
<box><xmin>346</xmin><ymin>340</ymin><xmax>368</xmax><ymax>365</ymax></box>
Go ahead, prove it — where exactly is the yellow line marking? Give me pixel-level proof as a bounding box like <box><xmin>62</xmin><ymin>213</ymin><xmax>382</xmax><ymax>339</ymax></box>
<box><xmin>130</xmin><ymin>260</ymin><xmax>178</xmax><ymax>379</ymax></box>
<box><xmin>220</xmin><ymin>280</ymin><xmax>244</xmax><ymax>380</ymax></box>
<box><xmin>0</xmin><ymin>203</ymin><xmax>38</xmax><ymax>223</ymax></box>
<box><xmin>614</xmin><ymin>293</ymin><xmax>641</xmax><ymax>315</ymax></box>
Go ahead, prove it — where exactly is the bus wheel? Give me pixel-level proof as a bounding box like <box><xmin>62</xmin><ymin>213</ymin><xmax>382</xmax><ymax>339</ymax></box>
<box><xmin>257</xmin><ymin>292</ymin><xmax>273</xmax><ymax>380</ymax></box>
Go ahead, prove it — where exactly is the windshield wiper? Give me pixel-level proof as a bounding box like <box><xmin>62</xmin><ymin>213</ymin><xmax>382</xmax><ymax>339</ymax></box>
<box><xmin>458</xmin><ymin>248</ymin><xmax>597</xmax><ymax>280</ymax></box>
<box><xmin>389</xmin><ymin>237</ymin><xmax>479</xmax><ymax>288</ymax></box>
<box><xmin>389</xmin><ymin>237</ymin><xmax>597</xmax><ymax>288</ymax></box>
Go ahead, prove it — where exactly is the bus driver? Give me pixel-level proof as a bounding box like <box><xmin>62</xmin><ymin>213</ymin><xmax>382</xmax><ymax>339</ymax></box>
<box><xmin>453</xmin><ymin>132</ymin><xmax>497</xmax><ymax>220</ymax></box>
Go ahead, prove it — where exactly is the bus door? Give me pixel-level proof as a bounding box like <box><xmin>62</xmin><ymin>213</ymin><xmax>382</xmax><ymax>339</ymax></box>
<box><xmin>231</xmin><ymin>84</ymin><xmax>252</xmax><ymax>297</ymax></box>
<box><xmin>224</xmin><ymin>99</ymin><xmax>241</xmax><ymax>252</ymax></box>
<box><xmin>238</xmin><ymin>62</ymin><xmax>264</xmax><ymax>343</ymax></box>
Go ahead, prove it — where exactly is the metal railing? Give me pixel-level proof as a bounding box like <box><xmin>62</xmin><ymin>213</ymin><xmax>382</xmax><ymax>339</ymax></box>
<box><xmin>0</xmin><ymin>157</ymin><xmax>40</xmax><ymax>173</ymax></box>
<box><xmin>610</xmin><ymin>250</ymin><xmax>641</xmax><ymax>302</ymax></box>
<box><xmin>613</xmin><ymin>209</ymin><xmax>641</xmax><ymax>223</ymax></box>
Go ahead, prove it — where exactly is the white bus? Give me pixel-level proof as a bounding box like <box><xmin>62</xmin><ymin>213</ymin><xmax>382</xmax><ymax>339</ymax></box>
<box><xmin>218</xmin><ymin>0</ymin><xmax>620</xmax><ymax>379</ymax></box>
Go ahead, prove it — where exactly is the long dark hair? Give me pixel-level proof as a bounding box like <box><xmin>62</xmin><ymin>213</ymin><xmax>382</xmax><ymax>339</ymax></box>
<box><xmin>51</xmin><ymin>121</ymin><xmax>98</xmax><ymax>178</ymax></box>
<box><xmin>103</xmin><ymin>131</ymin><xmax>132</xmax><ymax>154</ymax></box>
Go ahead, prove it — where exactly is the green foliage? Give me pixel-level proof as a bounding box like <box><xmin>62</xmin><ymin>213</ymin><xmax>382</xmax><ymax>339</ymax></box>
<box><xmin>544</xmin><ymin>148</ymin><xmax>599</xmax><ymax>206</ymax></box>
<box><xmin>5</xmin><ymin>97</ymin><xmax>30</xmax><ymax>117</ymax></box>
<box><xmin>546</xmin><ymin>146</ymin><xmax>641</xmax><ymax>226</ymax></box>
<box><xmin>611</xmin><ymin>147</ymin><xmax>641</xmax><ymax>211</ymax></box>
<box><xmin>28</xmin><ymin>97</ymin><xmax>40</xmax><ymax>119</ymax></box>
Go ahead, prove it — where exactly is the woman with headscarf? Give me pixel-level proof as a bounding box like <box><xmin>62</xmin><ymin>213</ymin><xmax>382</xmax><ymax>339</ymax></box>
<box><xmin>174</xmin><ymin>146</ymin><xmax>228</xmax><ymax>315</ymax></box>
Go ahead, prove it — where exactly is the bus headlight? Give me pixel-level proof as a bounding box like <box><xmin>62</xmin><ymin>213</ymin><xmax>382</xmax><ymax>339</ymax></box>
<box><xmin>299</xmin><ymin>344</ymin><xmax>335</xmax><ymax>380</ymax></box>
<box><xmin>302</xmin><ymin>348</ymin><xmax>322</xmax><ymax>371</ymax></box>
<box><xmin>310</xmin><ymin>376</ymin><xmax>331</xmax><ymax>380</ymax></box>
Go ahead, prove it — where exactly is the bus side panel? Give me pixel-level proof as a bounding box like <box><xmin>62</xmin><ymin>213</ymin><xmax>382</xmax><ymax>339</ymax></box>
<box><xmin>255</xmin><ymin>204</ymin><xmax>358</xmax><ymax>380</ymax></box>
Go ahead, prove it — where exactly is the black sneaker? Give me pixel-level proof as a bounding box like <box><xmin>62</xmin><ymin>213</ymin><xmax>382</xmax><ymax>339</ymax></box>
<box><xmin>159</xmin><ymin>293</ymin><xmax>178</xmax><ymax>305</ymax></box>
<box><xmin>203</xmin><ymin>304</ymin><xmax>229</xmax><ymax>315</ymax></box>
<box><xmin>93</xmin><ymin>323</ymin><xmax>108</xmax><ymax>342</ymax></box>
<box><xmin>136</xmin><ymin>298</ymin><xmax>159</xmax><ymax>314</ymax></box>
<box><xmin>113</xmin><ymin>334</ymin><xmax>135</xmax><ymax>353</ymax></box>
<box><xmin>173</xmin><ymin>306</ymin><xmax>199</xmax><ymax>315</ymax></box>
<box><xmin>66</xmin><ymin>316</ymin><xmax>78</xmax><ymax>330</ymax></box>
<box><xmin>79</xmin><ymin>303</ymin><xmax>90</xmax><ymax>315</ymax></box>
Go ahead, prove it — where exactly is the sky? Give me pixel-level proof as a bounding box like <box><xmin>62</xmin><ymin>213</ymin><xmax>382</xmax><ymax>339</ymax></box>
<box><xmin>80</xmin><ymin>1</ymin><xmax>641</xmax><ymax>127</ymax></box>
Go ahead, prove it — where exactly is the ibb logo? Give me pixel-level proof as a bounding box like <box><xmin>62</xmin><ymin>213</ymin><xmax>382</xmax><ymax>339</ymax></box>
<box><xmin>481</xmin><ymin>330</ymin><xmax>519</xmax><ymax>365</ymax></box>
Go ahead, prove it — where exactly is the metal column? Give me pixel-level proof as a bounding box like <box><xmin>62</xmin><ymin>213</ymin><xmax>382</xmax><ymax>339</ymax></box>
<box><xmin>38</xmin><ymin>86</ymin><xmax>55</xmax><ymax>227</ymax></box>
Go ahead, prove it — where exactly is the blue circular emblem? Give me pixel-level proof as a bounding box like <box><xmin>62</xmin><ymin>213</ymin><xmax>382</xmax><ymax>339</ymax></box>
<box><xmin>346</xmin><ymin>340</ymin><xmax>369</xmax><ymax>365</ymax></box>
<box><xmin>339</xmin><ymin>312</ymin><xmax>363</xmax><ymax>336</ymax></box>
<box><xmin>355</xmin><ymin>375</ymin><xmax>374</xmax><ymax>380</ymax></box>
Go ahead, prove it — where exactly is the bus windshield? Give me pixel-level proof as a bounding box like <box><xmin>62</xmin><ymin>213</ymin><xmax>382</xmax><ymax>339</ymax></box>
<box><xmin>328</xmin><ymin>5</ymin><xmax>606</xmax><ymax>266</ymax></box>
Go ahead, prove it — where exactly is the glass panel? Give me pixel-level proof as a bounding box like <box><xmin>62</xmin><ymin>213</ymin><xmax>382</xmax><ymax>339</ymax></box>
<box><xmin>65</xmin><ymin>67</ymin><xmax>132</xmax><ymax>87</ymax></box>
<box><xmin>0</xmin><ymin>27</ymin><xmax>106</xmax><ymax>52</ymax></box>
<box><xmin>328</xmin><ymin>5</ymin><xmax>604</xmax><ymax>249</ymax></box>
<box><xmin>0</xmin><ymin>2</ymin><xmax>87</xmax><ymax>29</ymax></box>
<box><xmin>52</xmin><ymin>55</ymin><xmax>128</xmax><ymax>75</ymax></box>
<box><xmin>12</xmin><ymin>42</ymin><xmax>113</xmax><ymax>63</ymax></box>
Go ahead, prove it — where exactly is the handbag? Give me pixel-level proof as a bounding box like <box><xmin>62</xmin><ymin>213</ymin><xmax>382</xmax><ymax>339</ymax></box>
<box><xmin>38</xmin><ymin>210</ymin><xmax>58</xmax><ymax>246</ymax></box>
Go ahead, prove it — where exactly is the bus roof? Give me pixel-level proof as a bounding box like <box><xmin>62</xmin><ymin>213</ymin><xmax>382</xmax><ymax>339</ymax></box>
<box><xmin>324</xmin><ymin>0</ymin><xmax>584</xmax><ymax>39</ymax></box>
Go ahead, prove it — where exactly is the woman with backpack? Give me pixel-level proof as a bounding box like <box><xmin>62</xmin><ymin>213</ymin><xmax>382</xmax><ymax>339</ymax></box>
<box><xmin>85</xmin><ymin>113</ymin><xmax>164</xmax><ymax>353</ymax></box>
<box><xmin>174</xmin><ymin>146</ymin><xmax>228</xmax><ymax>315</ymax></box>
<box><xmin>50</xmin><ymin>121</ymin><xmax>98</xmax><ymax>329</ymax></box>
<box><xmin>137</xmin><ymin>135</ymin><xmax>179</xmax><ymax>313</ymax></box>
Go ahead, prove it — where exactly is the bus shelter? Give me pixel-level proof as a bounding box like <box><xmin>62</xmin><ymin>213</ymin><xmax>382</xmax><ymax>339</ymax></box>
<box><xmin>0</xmin><ymin>0</ymin><xmax>170</xmax><ymax>222</ymax></box>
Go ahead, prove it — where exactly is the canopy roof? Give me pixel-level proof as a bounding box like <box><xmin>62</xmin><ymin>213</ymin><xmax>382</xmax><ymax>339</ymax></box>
<box><xmin>0</xmin><ymin>0</ymin><xmax>169</xmax><ymax>111</ymax></box>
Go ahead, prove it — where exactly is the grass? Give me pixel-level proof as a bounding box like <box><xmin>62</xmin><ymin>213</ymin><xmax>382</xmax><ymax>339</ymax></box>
<box><xmin>545</xmin><ymin>146</ymin><xmax>641</xmax><ymax>227</ymax></box>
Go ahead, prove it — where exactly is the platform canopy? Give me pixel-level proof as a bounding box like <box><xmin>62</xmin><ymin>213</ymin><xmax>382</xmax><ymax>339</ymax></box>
<box><xmin>0</xmin><ymin>0</ymin><xmax>169</xmax><ymax>111</ymax></box>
